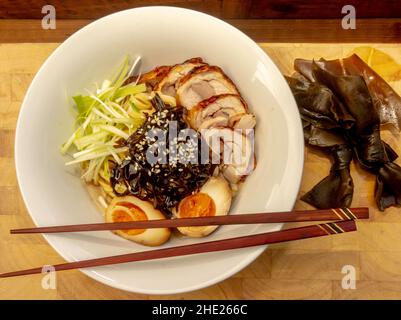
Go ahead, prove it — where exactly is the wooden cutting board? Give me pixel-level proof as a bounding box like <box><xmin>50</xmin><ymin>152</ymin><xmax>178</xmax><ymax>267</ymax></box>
<box><xmin>1</xmin><ymin>43</ymin><xmax>401</xmax><ymax>299</ymax></box>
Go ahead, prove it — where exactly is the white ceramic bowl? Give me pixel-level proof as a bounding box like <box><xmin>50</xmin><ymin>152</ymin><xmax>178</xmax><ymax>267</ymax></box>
<box><xmin>15</xmin><ymin>7</ymin><xmax>304</xmax><ymax>294</ymax></box>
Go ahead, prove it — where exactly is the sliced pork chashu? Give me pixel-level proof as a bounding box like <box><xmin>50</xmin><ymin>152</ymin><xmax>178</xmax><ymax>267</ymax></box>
<box><xmin>155</xmin><ymin>58</ymin><xmax>206</xmax><ymax>97</ymax></box>
<box><xmin>187</xmin><ymin>94</ymin><xmax>256</xmax><ymax>130</ymax></box>
<box><xmin>176</xmin><ymin>65</ymin><xmax>239</xmax><ymax>110</ymax></box>
<box><xmin>125</xmin><ymin>65</ymin><xmax>171</xmax><ymax>90</ymax></box>
<box><xmin>202</xmin><ymin>128</ymin><xmax>255</xmax><ymax>184</ymax></box>
<box><xmin>228</xmin><ymin>113</ymin><xmax>257</xmax><ymax>130</ymax></box>
<box><xmin>220</xmin><ymin>129</ymin><xmax>255</xmax><ymax>184</ymax></box>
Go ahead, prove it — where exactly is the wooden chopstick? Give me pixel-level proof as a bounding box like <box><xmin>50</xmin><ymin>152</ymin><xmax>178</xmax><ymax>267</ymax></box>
<box><xmin>10</xmin><ymin>207</ymin><xmax>368</xmax><ymax>234</ymax></box>
<box><xmin>1</xmin><ymin>220</ymin><xmax>357</xmax><ymax>278</ymax></box>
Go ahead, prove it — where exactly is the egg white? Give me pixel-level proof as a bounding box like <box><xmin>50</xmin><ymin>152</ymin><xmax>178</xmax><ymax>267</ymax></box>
<box><xmin>106</xmin><ymin>196</ymin><xmax>171</xmax><ymax>246</ymax></box>
<box><xmin>176</xmin><ymin>175</ymin><xmax>232</xmax><ymax>237</ymax></box>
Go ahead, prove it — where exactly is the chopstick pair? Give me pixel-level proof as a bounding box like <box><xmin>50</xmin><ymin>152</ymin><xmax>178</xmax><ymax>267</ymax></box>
<box><xmin>10</xmin><ymin>207</ymin><xmax>367</xmax><ymax>234</ymax></box>
<box><xmin>1</xmin><ymin>207</ymin><xmax>368</xmax><ymax>278</ymax></box>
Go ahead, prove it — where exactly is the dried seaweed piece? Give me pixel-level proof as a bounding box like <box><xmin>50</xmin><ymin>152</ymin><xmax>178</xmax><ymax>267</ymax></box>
<box><xmin>285</xmin><ymin>74</ymin><xmax>354</xmax><ymax>129</ymax></box>
<box><xmin>383</xmin><ymin>141</ymin><xmax>399</xmax><ymax>162</ymax></box>
<box><xmin>286</xmin><ymin>74</ymin><xmax>354</xmax><ymax>209</ymax></box>
<box><xmin>304</xmin><ymin>125</ymin><xmax>347</xmax><ymax>147</ymax></box>
<box><xmin>343</xmin><ymin>54</ymin><xmax>401</xmax><ymax>130</ymax></box>
<box><xmin>301</xmin><ymin>144</ymin><xmax>354</xmax><ymax>209</ymax></box>
<box><xmin>295</xmin><ymin>58</ymin><xmax>345</xmax><ymax>82</ymax></box>
<box><xmin>290</xmin><ymin>56</ymin><xmax>401</xmax><ymax>211</ymax></box>
<box><xmin>311</xmin><ymin>62</ymin><xmax>387</xmax><ymax>168</ymax></box>
<box><xmin>311</xmin><ymin>62</ymin><xmax>401</xmax><ymax>210</ymax></box>
<box><xmin>295</xmin><ymin>55</ymin><xmax>401</xmax><ymax>129</ymax></box>
<box><xmin>350</xmin><ymin>47</ymin><xmax>401</xmax><ymax>82</ymax></box>
<box><xmin>376</xmin><ymin>162</ymin><xmax>401</xmax><ymax>210</ymax></box>
<box><xmin>294</xmin><ymin>59</ymin><xmax>315</xmax><ymax>82</ymax></box>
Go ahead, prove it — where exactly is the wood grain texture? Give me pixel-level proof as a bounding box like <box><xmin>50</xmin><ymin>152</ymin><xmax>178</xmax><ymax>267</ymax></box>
<box><xmin>0</xmin><ymin>43</ymin><xmax>400</xmax><ymax>299</ymax></box>
<box><xmin>1</xmin><ymin>1</ymin><xmax>400</xmax><ymax>19</ymax></box>
<box><xmin>0</xmin><ymin>0</ymin><xmax>223</xmax><ymax>19</ymax></box>
<box><xmin>1</xmin><ymin>19</ymin><xmax>401</xmax><ymax>43</ymax></box>
<box><xmin>248</xmin><ymin>0</ymin><xmax>401</xmax><ymax>19</ymax></box>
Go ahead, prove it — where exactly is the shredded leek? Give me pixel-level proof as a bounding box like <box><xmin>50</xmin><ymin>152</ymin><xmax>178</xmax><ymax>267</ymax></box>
<box><xmin>61</xmin><ymin>56</ymin><xmax>149</xmax><ymax>184</ymax></box>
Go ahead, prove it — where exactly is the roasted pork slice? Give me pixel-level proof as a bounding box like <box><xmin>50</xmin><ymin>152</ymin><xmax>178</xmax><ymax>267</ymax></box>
<box><xmin>187</xmin><ymin>94</ymin><xmax>255</xmax><ymax>130</ymax></box>
<box><xmin>228</xmin><ymin>113</ymin><xmax>257</xmax><ymax>130</ymax></box>
<box><xmin>125</xmin><ymin>65</ymin><xmax>171</xmax><ymax>89</ymax></box>
<box><xmin>221</xmin><ymin>130</ymin><xmax>255</xmax><ymax>184</ymax></box>
<box><xmin>202</xmin><ymin>128</ymin><xmax>255</xmax><ymax>184</ymax></box>
<box><xmin>155</xmin><ymin>58</ymin><xmax>206</xmax><ymax>97</ymax></box>
<box><xmin>176</xmin><ymin>65</ymin><xmax>239</xmax><ymax>110</ymax></box>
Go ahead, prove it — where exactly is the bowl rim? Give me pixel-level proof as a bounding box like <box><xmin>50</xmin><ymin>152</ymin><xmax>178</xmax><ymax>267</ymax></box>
<box><xmin>15</xmin><ymin>6</ymin><xmax>304</xmax><ymax>294</ymax></box>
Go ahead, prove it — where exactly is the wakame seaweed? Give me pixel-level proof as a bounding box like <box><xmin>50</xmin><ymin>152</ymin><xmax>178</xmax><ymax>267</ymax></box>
<box><xmin>287</xmin><ymin>56</ymin><xmax>401</xmax><ymax>211</ymax></box>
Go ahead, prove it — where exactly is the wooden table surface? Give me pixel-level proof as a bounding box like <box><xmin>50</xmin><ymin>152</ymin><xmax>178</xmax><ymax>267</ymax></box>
<box><xmin>1</xmin><ymin>42</ymin><xmax>401</xmax><ymax>299</ymax></box>
<box><xmin>1</xmin><ymin>19</ymin><xmax>401</xmax><ymax>43</ymax></box>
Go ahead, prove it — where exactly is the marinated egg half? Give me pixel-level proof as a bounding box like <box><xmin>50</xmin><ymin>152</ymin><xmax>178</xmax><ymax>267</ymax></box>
<box><xmin>175</xmin><ymin>175</ymin><xmax>232</xmax><ymax>237</ymax></box>
<box><xmin>106</xmin><ymin>196</ymin><xmax>171</xmax><ymax>246</ymax></box>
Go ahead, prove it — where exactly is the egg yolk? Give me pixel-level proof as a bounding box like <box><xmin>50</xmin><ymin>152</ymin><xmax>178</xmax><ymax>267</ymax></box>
<box><xmin>179</xmin><ymin>193</ymin><xmax>216</xmax><ymax>218</ymax></box>
<box><xmin>112</xmin><ymin>202</ymin><xmax>148</xmax><ymax>235</ymax></box>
